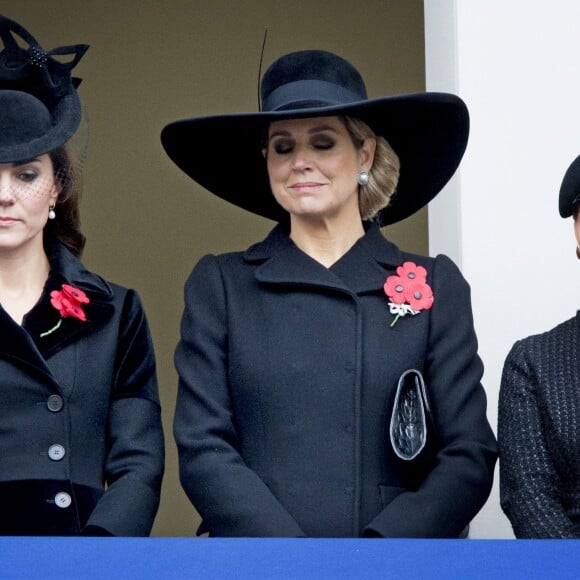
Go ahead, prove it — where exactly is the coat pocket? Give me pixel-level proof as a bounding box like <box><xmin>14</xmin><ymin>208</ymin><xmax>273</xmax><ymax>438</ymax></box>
<box><xmin>378</xmin><ymin>484</ymin><xmax>406</xmax><ymax>508</ymax></box>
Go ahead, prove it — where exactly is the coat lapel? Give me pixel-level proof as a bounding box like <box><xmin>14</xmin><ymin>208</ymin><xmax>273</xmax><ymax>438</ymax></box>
<box><xmin>36</xmin><ymin>244</ymin><xmax>115</xmax><ymax>359</ymax></box>
<box><xmin>331</xmin><ymin>223</ymin><xmax>404</xmax><ymax>294</ymax></box>
<box><xmin>0</xmin><ymin>306</ymin><xmax>57</xmax><ymax>384</ymax></box>
<box><xmin>34</xmin><ymin>295</ymin><xmax>115</xmax><ymax>360</ymax></box>
<box><xmin>245</xmin><ymin>222</ymin><xmax>405</xmax><ymax>295</ymax></box>
<box><xmin>0</xmin><ymin>243</ymin><xmax>115</xmax><ymax>373</ymax></box>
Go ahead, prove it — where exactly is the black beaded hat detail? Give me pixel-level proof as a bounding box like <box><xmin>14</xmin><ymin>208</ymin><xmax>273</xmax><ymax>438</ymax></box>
<box><xmin>161</xmin><ymin>49</ymin><xmax>470</xmax><ymax>225</ymax></box>
<box><xmin>0</xmin><ymin>15</ymin><xmax>89</xmax><ymax>163</ymax></box>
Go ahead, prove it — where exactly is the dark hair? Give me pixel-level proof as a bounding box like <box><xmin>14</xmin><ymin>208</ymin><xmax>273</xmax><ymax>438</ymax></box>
<box><xmin>43</xmin><ymin>145</ymin><xmax>86</xmax><ymax>257</ymax></box>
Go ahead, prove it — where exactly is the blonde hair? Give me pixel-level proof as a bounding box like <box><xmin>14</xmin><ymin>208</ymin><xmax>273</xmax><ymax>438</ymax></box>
<box><xmin>342</xmin><ymin>116</ymin><xmax>400</xmax><ymax>220</ymax></box>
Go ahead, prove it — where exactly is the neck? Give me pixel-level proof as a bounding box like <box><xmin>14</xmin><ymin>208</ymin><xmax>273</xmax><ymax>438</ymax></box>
<box><xmin>289</xmin><ymin>212</ymin><xmax>365</xmax><ymax>268</ymax></box>
<box><xmin>0</xmin><ymin>242</ymin><xmax>51</xmax><ymax>324</ymax></box>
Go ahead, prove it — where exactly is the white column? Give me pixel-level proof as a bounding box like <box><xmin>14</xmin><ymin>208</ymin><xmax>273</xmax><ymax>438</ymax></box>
<box><xmin>425</xmin><ymin>0</ymin><xmax>580</xmax><ymax>538</ymax></box>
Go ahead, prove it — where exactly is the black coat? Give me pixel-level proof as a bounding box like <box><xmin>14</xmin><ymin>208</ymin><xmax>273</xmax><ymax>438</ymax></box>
<box><xmin>499</xmin><ymin>312</ymin><xmax>580</xmax><ymax>538</ymax></box>
<box><xmin>0</xmin><ymin>243</ymin><xmax>164</xmax><ymax>536</ymax></box>
<box><xmin>174</xmin><ymin>223</ymin><xmax>497</xmax><ymax>537</ymax></box>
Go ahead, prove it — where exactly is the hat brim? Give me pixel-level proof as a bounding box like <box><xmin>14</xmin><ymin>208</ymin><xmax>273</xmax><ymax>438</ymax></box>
<box><xmin>0</xmin><ymin>90</ymin><xmax>82</xmax><ymax>163</ymax></box>
<box><xmin>161</xmin><ymin>92</ymin><xmax>469</xmax><ymax>225</ymax></box>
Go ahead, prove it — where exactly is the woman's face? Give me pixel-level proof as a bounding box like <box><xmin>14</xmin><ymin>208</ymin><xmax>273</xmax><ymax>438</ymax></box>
<box><xmin>264</xmin><ymin>116</ymin><xmax>375</xmax><ymax>222</ymax></box>
<box><xmin>0</xmin><ymin>154</ymin><xmax>59</xmax><ymax>255</ymax></box>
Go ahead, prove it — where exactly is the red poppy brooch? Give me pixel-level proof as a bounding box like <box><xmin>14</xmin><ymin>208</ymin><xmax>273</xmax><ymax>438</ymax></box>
<box><xmin>40</xmin><ymin>284</ymin><xmax>90</xmax><ymax>337</ymax></box>
<box><xmin>383</xmin><ymin>262</ymin><xmax>434</xmax><ymax>327</ymax></box>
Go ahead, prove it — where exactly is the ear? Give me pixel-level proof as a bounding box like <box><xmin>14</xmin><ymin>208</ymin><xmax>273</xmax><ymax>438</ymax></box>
<box><xmin>49</xmin><ymin>180</ymin><xmax>62</xmax><ymax>205</ymax></box>
<box><xmin>359</xmin><ymin>137</ymin><xmax>376</xmax><ymax>171</ymax></box>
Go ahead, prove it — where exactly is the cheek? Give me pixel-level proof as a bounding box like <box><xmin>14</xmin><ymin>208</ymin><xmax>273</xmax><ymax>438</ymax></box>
<box><xmin>267</xmin><ymin>156</ymin><xmax>284</xmax><ymax>176</ymax></box>
<box><xmin>326</xmin><ymin>154</ymin><xmax>355</xmax><ymax>178</ymax></box>
<box><xmin>331</xmin><ymin>159</ymin><xmax>357</xmax><ymax>189</ymax></box>
<box><xmin>28</xmin><ymin>196</ymin><xmax>52</xmax><ymax>218</ymax></box>
<box><xmin>266</xmin><ymin>159</ymin><xmax>291</xmax><ymax>193</ymax></box>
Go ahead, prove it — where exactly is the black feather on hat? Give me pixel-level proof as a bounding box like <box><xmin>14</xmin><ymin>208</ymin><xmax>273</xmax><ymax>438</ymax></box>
<box><xmin>161</xmin><ymin>49</ymin><xmax>470</xmax><ymax>225</ymax></box>
<box><xmin>0</xmin><ymin>15</ymin><xmax>88</xmax><ymax>163</ymax></box>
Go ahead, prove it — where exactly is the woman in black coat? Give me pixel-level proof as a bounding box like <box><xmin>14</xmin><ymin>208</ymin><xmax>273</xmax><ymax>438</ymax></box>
<box><xmin>163</xmin><ymin>49</ymin><xmax>497</xmax><ymax>538</ymax></box>
<box><xmin>0</xmin><ymin>16</ymin><xmax>164</xmax><ymax>536</ymax></box>
<box><xmin>499</xmin><ymin>155</ymin><xmax>580</xmax><ymax>538</ymax></box>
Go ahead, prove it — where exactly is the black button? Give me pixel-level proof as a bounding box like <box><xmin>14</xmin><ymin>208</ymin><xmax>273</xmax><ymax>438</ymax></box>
<box><xmin>47</xmin><ymin>395</ymin><xmax>64</xmax><ymax>412</ymax></box>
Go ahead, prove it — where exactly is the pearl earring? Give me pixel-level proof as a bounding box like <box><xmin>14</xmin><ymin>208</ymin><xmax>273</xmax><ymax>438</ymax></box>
<box><xmin>358</xmin><ymin>170</ymin><xmax>369</xmax><ymax>186</ymax></box>
<box><xmin>48</xmin><ymin>204</ymin><xmax>56</xmax><ymax>220</ymax></box>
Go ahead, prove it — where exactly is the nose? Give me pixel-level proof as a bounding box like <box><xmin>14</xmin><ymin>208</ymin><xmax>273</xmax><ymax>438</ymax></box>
<box><xmin>0</xmin><ymin>173</ymin><xmax>15</xmax><ymax>204</ymax></box>
<box><xmin>291</xmin><ymin>145</ymin><xmax>312</xmax><ymax>171</ymax></box>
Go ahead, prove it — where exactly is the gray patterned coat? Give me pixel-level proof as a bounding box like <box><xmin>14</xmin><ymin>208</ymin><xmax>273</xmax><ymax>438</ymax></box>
<box><xmin>499</xmin><ymin>312</ymin><xmax>580</xmax><ymax>537</ymax></box>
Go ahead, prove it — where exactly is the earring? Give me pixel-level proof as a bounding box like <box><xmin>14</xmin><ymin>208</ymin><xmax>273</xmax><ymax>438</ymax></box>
<box><xmin>48</xmin><ymin>204</ymin><xmax>56</xmax><ymax>220</ymax></box>
<box><xmin>358</xmin><ymin>170</ymin><xmax>369</xmax><ymax>186</ymax></box>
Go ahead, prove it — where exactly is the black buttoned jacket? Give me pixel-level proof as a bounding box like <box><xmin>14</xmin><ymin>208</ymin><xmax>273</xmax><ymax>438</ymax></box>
<box><xmin>174</xmin><ymin>223</ymin><xmax>497</xmax><ymax>537</ymax></box>
<box><xmin>0</xmin><ymin>242</ymin><xmax>164</xmax><ymax>536</ymax></box>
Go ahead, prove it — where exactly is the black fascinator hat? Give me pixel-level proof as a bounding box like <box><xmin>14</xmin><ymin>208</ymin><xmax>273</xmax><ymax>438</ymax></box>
<box><xmin>0</xmin><ymin>15</ymin><xmax>88</xmax><ymax>163</ymax></box>
<box><xmin>559</xmin><ymin>155</ymin><xmax>580</xmax><ymax>218</ymax></box>
<box><xmin>161</xmin><ymin>49</ymin><xmax>469</xmax><ymax>225</ymax></box>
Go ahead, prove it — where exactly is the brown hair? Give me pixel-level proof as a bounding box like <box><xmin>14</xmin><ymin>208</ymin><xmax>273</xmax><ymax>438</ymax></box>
<box><xmin>342</xmin><ymin>116</ymin><xmax>400</xmax><ymax>221</ymax></box>
<box><xmin>43</xmin><ymin>145</ymin><xmax>86</xmax><ymax>257</ymax></box>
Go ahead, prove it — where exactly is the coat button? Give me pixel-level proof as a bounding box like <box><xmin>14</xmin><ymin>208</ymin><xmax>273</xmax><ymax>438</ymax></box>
<box><xmin>48</xmin><ymin>444</ymin><xmax>66</xmax><ymax>461</ymax></box>
<box><xmin>46</xmin><ymin>395</ymin><xmax>64</xmax><ymax>412</ymax></box>
<box><xmin>54</xmin><ymin>492</ymin><xmax>72</xmax><ymax>509</ymax></box>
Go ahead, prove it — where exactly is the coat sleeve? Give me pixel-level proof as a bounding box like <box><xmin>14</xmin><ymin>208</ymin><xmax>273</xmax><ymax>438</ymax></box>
<box><xmin>83</xmin><ymin>289</ymin><xmax>165</xmax><ymax>536</ymax></box>
<box><xmin>364</xmin><ymin>254</ymin><xmax>497</xmax><ymax>537</ymax></box>
<box><xmin>498</xmin><ymin>339</ymin><xmax>577</xmax><ymax>538</ymax></box>
<box><xmin>173</xmin><ymin>255</ymin><xmax>305</xmax><ymax>537</ymax></box>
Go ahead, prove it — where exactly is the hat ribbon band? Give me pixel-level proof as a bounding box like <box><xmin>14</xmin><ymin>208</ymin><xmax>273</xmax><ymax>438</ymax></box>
<box><xmin>263</xmin><ymin>80</ymin><xmax>365</xmax><ymax>112</ymax></box>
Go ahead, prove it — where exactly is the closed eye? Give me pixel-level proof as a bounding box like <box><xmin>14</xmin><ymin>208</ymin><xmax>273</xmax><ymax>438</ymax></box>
<box><xmin>311</xmin><ymin>137</ymin><xmax>335</xmax><ymax>150</ymax></box>
<box><xmin>17</xmin><ymin>169</ymin><xmax>40</xmax><ymax>183</ymax></box>
<box><xmin>271</xmin><ymin>138</ymin><xmax>294</xmax><ymax>155</ymax></box>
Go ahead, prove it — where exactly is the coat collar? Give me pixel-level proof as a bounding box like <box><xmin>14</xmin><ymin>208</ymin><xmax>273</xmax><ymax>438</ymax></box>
<box><xmin>34</xmin><ymin>242</ymin><xmax>116</xmax><ymax>358</ymax></box>
<box><xmin>244</xmin><ymin>222</ymin><xmax>405</xmax><ymax>295</ymax></box>
<box><xmin>48</xmin><ymin>241</ymin><xmax>114</xmax><ymax>299</ymax></box>
<box><xmin>0</xmin><ymin>242</ymin><xmax>115</xmax><ymax>375</ymax></box>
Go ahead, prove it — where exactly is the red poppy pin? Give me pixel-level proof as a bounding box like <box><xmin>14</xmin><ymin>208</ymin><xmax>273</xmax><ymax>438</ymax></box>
<box><xmin>40</xmin><ymin>284</ymin><xmax>90</xmax><ymax>337</ymax></box>
<box><xmin>383</xmin><ymin>262</ymin><xmax>434</xmax><ymax>327</ymax></box>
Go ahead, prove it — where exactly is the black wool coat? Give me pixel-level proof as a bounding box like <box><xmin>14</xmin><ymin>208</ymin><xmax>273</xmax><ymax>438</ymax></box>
<box><xmin>499</xmin><ymin>312</ymin><xmax>580</xmax><ymax>538</ymax></box>
<box><xmin>0</xmin><ymin>242</ymin><xmax>164</xmax><ymax>536</ymax></box>
<box><xmin>174</xmin><ymin>223</ymin><xmax>497</xmax><ymax>537</ymax></box>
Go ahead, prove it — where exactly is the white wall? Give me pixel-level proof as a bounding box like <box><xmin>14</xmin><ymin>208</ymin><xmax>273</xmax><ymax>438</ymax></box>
<box><xmin>425</xmin><ymin>0</ymin><xmax>580</xmax><ymax>538</ymax></box>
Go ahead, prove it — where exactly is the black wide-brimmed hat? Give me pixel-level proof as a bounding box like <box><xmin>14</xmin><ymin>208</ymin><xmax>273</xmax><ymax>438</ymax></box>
<box><xmin>0</xmin><ymin>15</ymin><xmax>88</xmax><ymax>163</ymax></box>
<box><xmin>559</xmin><ymin>155</ymin><xmax>580</xmax><ymax>218</ymax></box>
<box><xmin>161</xmin><ymin>49</ymin><xmax>469</xmax><ymax>225</ymax></box>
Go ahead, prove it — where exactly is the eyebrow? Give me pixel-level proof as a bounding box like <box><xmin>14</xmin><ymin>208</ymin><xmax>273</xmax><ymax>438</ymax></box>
<box><xmin>269</xmin><ymin>124</ymin><xmax>338</xmax><ymax>139</ymax></box>
<box><xmin>12</xmin><ymin>158</ymin><xmax>41</xmax><ymax>167</ymax></box>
